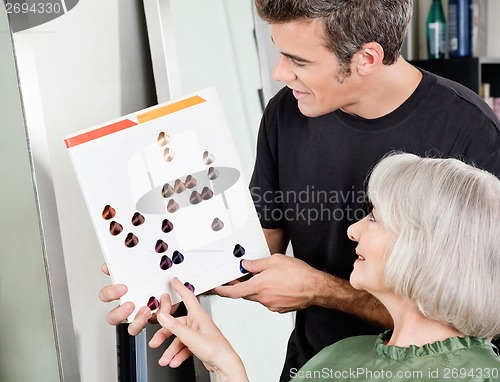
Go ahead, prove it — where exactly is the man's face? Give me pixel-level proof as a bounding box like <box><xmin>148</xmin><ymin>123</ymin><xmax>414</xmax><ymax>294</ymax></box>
<box><xmin>271</xmin><ymin>19</ymin><xmax>358</xmax><ymax>117</ymax></box>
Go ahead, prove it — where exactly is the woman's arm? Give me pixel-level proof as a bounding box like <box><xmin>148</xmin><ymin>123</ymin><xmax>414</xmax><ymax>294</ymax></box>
<box><xmin>152</xmin><ymin>278</ymin><xmax>249</xmax><ymax>382</ymax></box>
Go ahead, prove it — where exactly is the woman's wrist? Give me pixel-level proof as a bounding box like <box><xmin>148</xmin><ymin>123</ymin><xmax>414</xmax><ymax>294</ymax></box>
<box><xmin>213</xmin><ymin>353</ymin><xmax>248</xmax><ymax>382</ymax></box>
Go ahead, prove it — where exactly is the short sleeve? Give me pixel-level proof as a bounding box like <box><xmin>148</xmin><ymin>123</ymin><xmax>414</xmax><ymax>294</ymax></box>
<box><xmin>249</xmin><ymin>93</ymin><xmax>286</xmax><ymax>229</ymax></box>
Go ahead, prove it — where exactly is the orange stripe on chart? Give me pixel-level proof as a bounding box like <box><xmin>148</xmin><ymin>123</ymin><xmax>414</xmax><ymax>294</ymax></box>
<box><xmin>137</xmin><ymin>96</ymin><xmax>206</xmax><ymax>124</ymax></box>
<box><xmin>65</xmin><ymin>96</ymin><xmax>206</xmax><ymax>148</ymax></box>
<box><xmin>65</xmin><ymin>119</ymin><xmax>138</xmax><ymax>148</ymax></box>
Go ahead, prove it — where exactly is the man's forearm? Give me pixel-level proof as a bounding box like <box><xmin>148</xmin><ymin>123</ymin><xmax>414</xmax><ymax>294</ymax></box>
<box><xmin>263</xmin><ymin>227</ymin><xmax>289</xmax><ymax>254</ymax></box>
<box><xmin>263</xmin><ymin>227</ymin><xmax>392</xmax><ymax>327</ymax></box>
<box><xmin>310</xmin><ymin>269</ymin><xmax>393</xmax><ymax>329</ymax></box>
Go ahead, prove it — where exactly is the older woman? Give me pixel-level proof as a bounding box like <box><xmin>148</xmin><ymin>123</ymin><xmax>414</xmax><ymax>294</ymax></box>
<box><xmin>151</xmin><ymin>153</ymin><xmax>500</xmax><ymax>382</ymax></box>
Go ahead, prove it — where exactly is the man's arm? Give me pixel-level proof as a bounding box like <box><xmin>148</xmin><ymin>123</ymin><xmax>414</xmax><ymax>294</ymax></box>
<box><xmin>263</xmin><ymin>227</ymin><xmax>289</xmax><ymax>254</ymax></box>
<box><xmin>215</xmin><ymin>228</ymin><xmax>393</xmax><ymax>329</ymax></box>
<box><xmin>309</xmin><ymin>267</ymin><xmax>393</xmax><ymax>328</ymax></box>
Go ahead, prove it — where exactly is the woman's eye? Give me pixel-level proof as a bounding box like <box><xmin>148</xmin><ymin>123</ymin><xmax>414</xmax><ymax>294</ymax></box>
<box><xmin>368</xmin><ymin>212</ymin><xmax>376</xmax><ymax>222</ymax></box>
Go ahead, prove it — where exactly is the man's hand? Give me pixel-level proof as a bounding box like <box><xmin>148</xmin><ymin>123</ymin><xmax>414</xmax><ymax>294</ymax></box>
<box><xmin>214</xmin><ymin>255</ymin><xmax>393</xmax><ymax>328</ymax></box>
<box><xmin>214</xmin><ymin>254</ymin><xmax>318</xmax><ymax>313</ymax></box>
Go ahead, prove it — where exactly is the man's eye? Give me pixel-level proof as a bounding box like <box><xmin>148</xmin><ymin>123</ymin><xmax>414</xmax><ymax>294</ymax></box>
<box><xmin>291</xmin><ymin>59</ymin><xmax>305</xmax><ymax>67</ymax></box>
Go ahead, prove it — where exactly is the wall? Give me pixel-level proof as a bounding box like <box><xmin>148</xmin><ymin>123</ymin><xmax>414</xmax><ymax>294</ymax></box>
<box><xmin>253</xmin><ymin>7</ymin><xmax>283</xmax><ymax>103</ymax></box>
<box><xmin>0</xmin><ymin>4</ymin><xmax>61</xmax><ymax>381</ymax></box>
<box><xmin>11</xmin><ymin>1</ymin><xmax>156</xmax><ymax>381</ymax></box>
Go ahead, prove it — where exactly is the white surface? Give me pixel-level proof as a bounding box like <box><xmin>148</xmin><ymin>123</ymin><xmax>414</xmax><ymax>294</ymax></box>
<box><xmin>66</xmin><ymin>90</ymin><xmax>269</xmax><ymax>318</ymax></box>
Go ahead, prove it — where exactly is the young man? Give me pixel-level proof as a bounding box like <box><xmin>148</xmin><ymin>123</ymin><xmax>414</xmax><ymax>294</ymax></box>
<box><xmin>100</xmin><ymin>1</ymin><xmax>500</xmax><ymax>380</ymax></box>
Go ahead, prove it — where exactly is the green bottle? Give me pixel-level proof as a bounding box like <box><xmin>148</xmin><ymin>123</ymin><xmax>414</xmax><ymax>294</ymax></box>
<box><xmin>427</xmin><ymin>0</ymin><xmax>446</xmax><ymax>59</ymax></box>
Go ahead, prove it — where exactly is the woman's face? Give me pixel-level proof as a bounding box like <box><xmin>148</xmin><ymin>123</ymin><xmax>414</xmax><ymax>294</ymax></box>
<box><xmin>347</xmin><ymin>208</ymin><xmax>394</xmax><ymax>295</ymax></box>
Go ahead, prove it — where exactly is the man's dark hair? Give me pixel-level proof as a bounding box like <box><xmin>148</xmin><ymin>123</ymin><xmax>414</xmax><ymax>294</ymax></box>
<box><xmin>255</xmin><ymin>0</ymin><xmax>413</xmax><ymax>77</ymax></box>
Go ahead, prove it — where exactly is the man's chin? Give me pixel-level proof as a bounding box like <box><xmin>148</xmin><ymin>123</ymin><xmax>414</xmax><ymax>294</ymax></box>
<box><xmin>297</xmin><ymin>102</ymin><xmax>327</xmax><ymax>118</ymax></box>
<box><xmin>297</xmin><ymin>102</ymin><xmax>317</xmax><ymax>117</ymax></box>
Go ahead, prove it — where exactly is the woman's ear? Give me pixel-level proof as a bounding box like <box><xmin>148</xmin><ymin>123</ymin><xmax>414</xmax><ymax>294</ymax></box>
<box><xmin>355</xmin><ymin>42</ymin><xmax>384</xmax><ymax>76</ymax></box>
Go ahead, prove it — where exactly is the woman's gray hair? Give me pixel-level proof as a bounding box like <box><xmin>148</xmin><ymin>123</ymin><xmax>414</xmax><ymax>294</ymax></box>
<box><xmin>368</xmin><ymin>153</ymin><xmax>500</xmax><ymax>338</ymax></box>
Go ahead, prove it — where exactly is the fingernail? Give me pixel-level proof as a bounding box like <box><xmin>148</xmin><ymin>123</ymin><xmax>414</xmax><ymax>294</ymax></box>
<box><xmin>157</xmin><ymin>313</ymin><xmax>168</xmax><ymax>325</ymax></box>
<box><xmin>124</xmin><ymin>302</ymin><xmax>134</xmax><ymax>313</ymax></box>
<box><xmin>239</xmin><ymin>259</ymin><xmax>248</xmax><ymax>274</ymax></box>
<box><xmin>159</xmin><ymin>357</ymin><xmax>169</xmax><ymax>367</ymax></box>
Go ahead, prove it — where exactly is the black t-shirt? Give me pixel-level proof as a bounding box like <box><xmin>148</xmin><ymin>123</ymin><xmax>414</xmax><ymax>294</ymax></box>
<box><xmin>249</xmin><ymin>70</ymin><xmax>500</xmax><ymax>381</ymax></box>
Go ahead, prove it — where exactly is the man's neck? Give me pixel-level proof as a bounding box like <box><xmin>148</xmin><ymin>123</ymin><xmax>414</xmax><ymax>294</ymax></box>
<box><xmin>342</xmin><ymin>58</ymin><xmax>423</xmax><ymax>119</ymax></box>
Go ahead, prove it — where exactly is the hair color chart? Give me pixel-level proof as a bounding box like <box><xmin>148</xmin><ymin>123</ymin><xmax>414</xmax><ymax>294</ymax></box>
<box><xmin>65</xmin><ymin>88</ymin><xmax>269</xmax><ymax>320</ymax></box>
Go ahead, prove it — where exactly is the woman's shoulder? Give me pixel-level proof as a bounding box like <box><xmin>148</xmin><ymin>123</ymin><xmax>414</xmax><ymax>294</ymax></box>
<box><xmin>302</xmin><ymin>334</ymin><xmax>379</xmax><ymax>369</ymax></box>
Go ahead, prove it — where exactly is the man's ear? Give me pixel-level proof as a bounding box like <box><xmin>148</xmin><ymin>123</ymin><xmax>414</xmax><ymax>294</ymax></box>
<box><xmin>355</xmin><ymin>42</ymin><xmax>384</xmax><ymax>76</ymax></box>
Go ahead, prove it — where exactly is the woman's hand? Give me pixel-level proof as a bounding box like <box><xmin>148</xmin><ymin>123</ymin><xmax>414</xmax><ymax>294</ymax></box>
<box><xmin>151</xmin><ymin>277</ymin><xmax>248</xmax><ymax>382</ymax></box>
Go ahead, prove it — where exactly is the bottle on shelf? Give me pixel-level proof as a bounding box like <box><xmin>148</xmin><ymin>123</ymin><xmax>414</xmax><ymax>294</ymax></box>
<box><xmin>427</xmin><ymin>0</ymin><xmax>447</xmax><ymax>59</ymax></box>
<box><xmin>448</xmin><ymin>0</ymin><xmax>472</xmax><ymax>58</ymax></box>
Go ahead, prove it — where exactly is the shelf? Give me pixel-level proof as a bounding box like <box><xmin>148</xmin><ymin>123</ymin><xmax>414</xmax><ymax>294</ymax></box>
<box><xmin>410</xmin><ymin>57</ymin><xmax>500</xmax><ymax>97</ymax></box>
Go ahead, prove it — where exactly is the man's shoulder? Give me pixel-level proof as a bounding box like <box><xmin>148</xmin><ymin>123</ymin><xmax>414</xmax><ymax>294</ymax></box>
<box><xmin>414</xmin><ymin>70</ymin><xmax>500</xmax><ymax>141</ymax></box>
<box><xmin>423</xmin><ymin>70</ymin><xmax>499</xmax><ymax>123</ymax></box>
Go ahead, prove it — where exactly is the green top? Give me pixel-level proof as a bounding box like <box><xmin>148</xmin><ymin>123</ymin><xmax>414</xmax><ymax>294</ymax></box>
<box><xmin>290</xmin><ymin>331</ymin><xmax>500</xmax><ymax>381</ymax></box>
